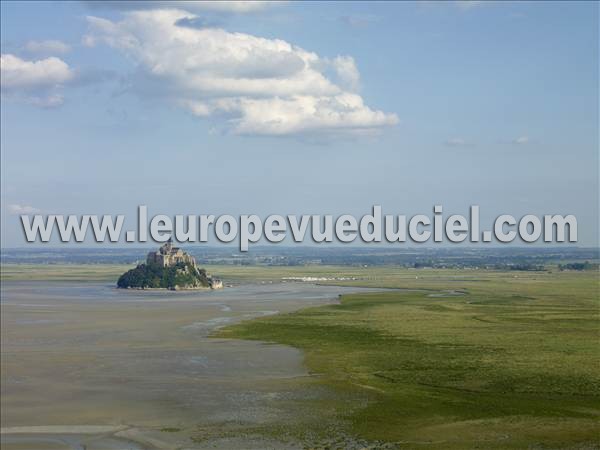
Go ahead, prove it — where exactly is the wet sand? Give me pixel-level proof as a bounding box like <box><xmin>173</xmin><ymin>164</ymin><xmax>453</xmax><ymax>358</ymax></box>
<box><xmin>1</xmin><ymin>280</ymin><xmax>374</xmax><ymax>449</ymax></box>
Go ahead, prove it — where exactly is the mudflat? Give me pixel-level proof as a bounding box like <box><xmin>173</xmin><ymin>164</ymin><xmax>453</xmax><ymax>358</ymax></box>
<box><xmin>0</xmin><ymin>279</ymin><xmax>371</xmax><ymax>449</ymax></box>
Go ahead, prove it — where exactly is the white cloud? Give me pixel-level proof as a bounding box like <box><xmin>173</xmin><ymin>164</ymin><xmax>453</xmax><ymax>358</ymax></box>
<box><xmin>7</xmin><ymin>204</ymin><xmax>41</xmax><ymax>215</ymax></box>
<box><xmin>513</xmin><ymin>136</ymin><xmax>529</xmax><ymax>145</ymax></box>
<box><xmin>1</xmin><ymin>54</ymin><xmax>74</xmax><ymax>89</ymax></box>
<box><xmin>444</xmin><ymin>137</ymin><xmax>468</xmax><ymax>147</ymax></box>
<box><xmin>24</xmin><ymin>39</ymin><xmax>71</xmax><ymax>55</ymax></box>
<box><xmin>83</xmin><ymin>9</ymin><xmax>398</xmax><ymax>136</ymax></box>
<box><xmin>27</xmin><ymin>94</ymin><xmax>66</xmax><ymax>108</ymax></box>
<box><xmin>454</xmin><ymin>1</ymin><xmax>485</xmax><ymax>10</ymax></box>
<box><xmin>1</xmin><ymin>53</ymin><xmax>74</xmax><ymax>107</ymax></box>
<box><xmin>331</xmin><ymin>56</ymin><xmax>360</xmax><ymax>91</ymax></box>
<box><xmin>340</xmin><ymin>14</ymin><xmax>379</xmax><ymax>29</ymax></box>
<box><xmin>177</xmin><ymin>1</ymin><xmax>279</xmax><ymax>13</ymax></box>
<box><xmin>84</xmin><ymin>1</ymin><xmax>282</xmax><ymax>14</ymax></box>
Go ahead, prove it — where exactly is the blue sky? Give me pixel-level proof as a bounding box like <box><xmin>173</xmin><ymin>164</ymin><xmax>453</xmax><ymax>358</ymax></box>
<box><xmin>1</xmin><ymin>1</ymin><xmax>598</xmax><ymax>246</ymax></box>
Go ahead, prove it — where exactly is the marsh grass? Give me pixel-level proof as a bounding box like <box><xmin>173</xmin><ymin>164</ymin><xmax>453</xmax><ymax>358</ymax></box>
<box><xmin>217</xmin><ymin>269</ymin><xmax>600</xmax><ymax>448</ymax></box>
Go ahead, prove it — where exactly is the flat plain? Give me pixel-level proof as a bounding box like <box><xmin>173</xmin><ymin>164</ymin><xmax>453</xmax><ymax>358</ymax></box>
<box><xmin>1</xmin><ymin>264</ymin><xmax>599</xmax><ymax>449</ymax></box>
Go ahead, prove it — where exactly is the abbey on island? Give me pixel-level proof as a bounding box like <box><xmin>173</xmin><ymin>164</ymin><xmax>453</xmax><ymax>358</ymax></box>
<box><xmin>146</xmin><ymin>238</ymin><xmax>196</xmax><ymax>267</ymax></box>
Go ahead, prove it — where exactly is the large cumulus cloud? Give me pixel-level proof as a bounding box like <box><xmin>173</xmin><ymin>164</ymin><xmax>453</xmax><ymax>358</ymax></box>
<box><xmin>84</xmin><ymin>9</ymin><xmax>398</xmax><ymax>136</ymax></box>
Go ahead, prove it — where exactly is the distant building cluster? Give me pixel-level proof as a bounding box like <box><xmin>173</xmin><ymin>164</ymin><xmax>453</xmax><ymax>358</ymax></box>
<box><xmin>147</xmin><ymin>239</ymin><xmax>196</xmax><ymax>267</ymax></box>
<box><xmin>210</xmin><ymin>278</ymin><xmax>223</xmax><ymax>289</ymax></box>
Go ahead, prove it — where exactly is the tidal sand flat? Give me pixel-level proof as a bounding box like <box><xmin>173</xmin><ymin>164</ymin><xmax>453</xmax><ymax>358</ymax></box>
<box><xmin>1</xmin><ymin>278</ymin><xmax>377</xmax><ymax>449</ymax></box>
<box><xmin>4</xmin><ymin>267</ymin><xmax>597</xmax><ymax>449</ymax></box>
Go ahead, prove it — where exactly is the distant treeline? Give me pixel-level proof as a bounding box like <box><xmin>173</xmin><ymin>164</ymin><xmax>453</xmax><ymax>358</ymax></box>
<box><xmin>3</xmin><ymin>246</ymin><xmax>598</xmax><ymax>269</ymax></box>
<box><xmin>508</xmin><ymin>264</ymin><xmax>546</xmax><ymax>271</ymax></box>
<box><xmin>558</xmin><ymin>262</ymin><xmax>598</xmax><ymax>271</ymax></box>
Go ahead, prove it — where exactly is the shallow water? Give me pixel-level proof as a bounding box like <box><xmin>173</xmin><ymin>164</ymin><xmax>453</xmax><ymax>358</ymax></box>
<box><xmin>1</xmin><ymin>280</ymin><xmax>378</xmax><ymax>449</ymax></box>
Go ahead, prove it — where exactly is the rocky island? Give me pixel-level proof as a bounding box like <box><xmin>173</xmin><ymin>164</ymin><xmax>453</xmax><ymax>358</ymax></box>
<box><xmin>117</xmin><ymin>240</ymin><xmax>223</xmax><ymax>290</ymax></box>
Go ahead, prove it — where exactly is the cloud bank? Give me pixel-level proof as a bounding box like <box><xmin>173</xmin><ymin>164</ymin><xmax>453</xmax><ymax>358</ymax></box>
<box><xmin>83</xmin><ymin>9</ymin><xmax>398</xmax><ymax>136</ymax></box>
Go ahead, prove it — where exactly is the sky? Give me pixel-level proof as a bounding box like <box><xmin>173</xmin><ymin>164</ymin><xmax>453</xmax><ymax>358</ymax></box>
<box><xmin>1</xmin><ymin>1</ymin><xmax>598</xmax><ymax>247</ymax></box>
